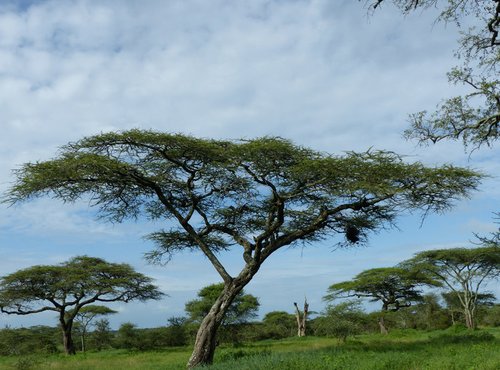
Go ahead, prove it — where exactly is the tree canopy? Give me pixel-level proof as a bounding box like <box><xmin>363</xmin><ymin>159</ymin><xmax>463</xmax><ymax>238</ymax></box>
<box><xmin>3</xmin><ymin>130</ymin><xmax>483</xmax><ymax>367</ymax></box>
<box><xmin>403</xmin><ymin>246</ymin><xmax>500</xmax><ymax>328</ymax></box>
<box><xmin>0</xmin><ymin>256</ymin><xmax>163</xmax><ymax>354</ymax></box>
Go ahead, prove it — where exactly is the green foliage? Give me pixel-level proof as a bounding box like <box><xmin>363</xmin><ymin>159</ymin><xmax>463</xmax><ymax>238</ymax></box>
<box><xmin>90</xmin><ymin>318</ymin><xmax>113</xmax><ymax>351</ymax></box>
<box><xmin>0</xmin><ymin>328</ymin><xmax>498</xmax><ymax>369</ymax></box>
<box><xmin>481</xmin><ymin>304</ymin><xmax>500</xmax><ymax>327</ymax></box>
<box><xmin>4</xmin><ymin>131</ymin><xmax>482</xmax><ymax>263</ymax></box>
<box><xmin>404</xmin><ymin>246</ymin><xmax>500</xmax><ymax>328</ymax></box>
<box><xmin>0</xmin><ymin>256</ymin><xmax>163</xmax><ymax>354</ymax></box>
<box><xmin>325</xmin><ymin>267</ymin><xmax>439</xmax><ymax>311</ymax></box>
<box><xmin>313</xmin><ymin>301</ymin><xmax>367</xmax><ymax>341</ymax></box>
<box><xmin>0</xmin><ymin>256</ymin><xmax>164</xmax><ymax>315</ymax></box>
<box><xmin>259</xmin><ymin>311</ymin><xmax>296</xmax><ymax>339</ymax></box>
<box><xmin>0</xmin><ymin>326</ymin><xmax>58</xmax><ymax>356</ymax></box>
<box><xmin>116</xmin><ymin>323</ymin><xmax>141</xmax><ymax>350</ymax></box>
<box><xmin>185</xmin><ymin>283</ymin><xmax>259</xmax><ymax>326</ymax></box>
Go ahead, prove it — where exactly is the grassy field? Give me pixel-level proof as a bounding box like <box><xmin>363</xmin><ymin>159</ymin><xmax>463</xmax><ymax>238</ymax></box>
<box><xmin>0</xmin><ymin>328</ymin><xmax>498</xmax><ymax>369</ymax></box>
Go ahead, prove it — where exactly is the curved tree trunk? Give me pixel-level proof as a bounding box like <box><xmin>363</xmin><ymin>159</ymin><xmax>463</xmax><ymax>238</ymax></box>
<box><xmin>187</xmin><ymin>273</ymin><xmax>255</xmax><ymax>369</ymax></box>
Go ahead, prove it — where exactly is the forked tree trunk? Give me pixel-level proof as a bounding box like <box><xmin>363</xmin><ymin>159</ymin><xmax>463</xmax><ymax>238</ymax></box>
<box><xmin>187</xmin><ymin>278</ymin><xmax>250</xmax><ymax>369</ymax></box>
<box><xmin>294</xmin><ymin>299</ymin><xmax>309</xmax><ymax>337</ymax></box>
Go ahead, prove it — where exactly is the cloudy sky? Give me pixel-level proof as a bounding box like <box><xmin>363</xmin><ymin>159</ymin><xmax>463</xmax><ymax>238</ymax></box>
<box><xmin>0</xmin><ymin>0</ymin><xmax>499</xmax><ymax>329</ymax></box>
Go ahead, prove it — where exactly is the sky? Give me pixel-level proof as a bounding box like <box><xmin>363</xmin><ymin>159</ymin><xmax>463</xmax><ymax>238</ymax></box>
<box><xmin>0</xmin><ymin>0</ymin><xmax>499</xmax><ymax>329</ymax></box>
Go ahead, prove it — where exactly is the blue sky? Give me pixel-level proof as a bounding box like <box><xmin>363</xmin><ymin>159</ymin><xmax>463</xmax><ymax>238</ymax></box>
<box><xmin>0</xmin><ymin>0</ymin><xmax>499</xmax><ymax>329</ymax></box>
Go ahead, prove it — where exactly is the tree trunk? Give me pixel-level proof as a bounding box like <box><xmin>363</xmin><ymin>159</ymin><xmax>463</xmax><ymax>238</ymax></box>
<box><xmin>464</xmin><ymin>306</ymin><xmax>476</xmax><ymax>329</ymax></box>
<box><xmin>60</xmin><ymin>321</ymin><xmax>76</xmax><ymax>355</ymax></box>
<box><xmin>187</xmin><ymin>279</ymin><xmax>250</xmax><ymax>369</ymax></box>
<box><xmin>378</xmin><ymin>314</ymin><xmax>388</xmax><ymax>335</ymax></box>
<box><xmin>81</xmin><ymin>329</ymin><xmax>86</xmax><ymax>352</ymax></box>
<box><xmin>294</xmin><ymin>299</ymin><xmax>309</xmax><ymax>337</ymax></box>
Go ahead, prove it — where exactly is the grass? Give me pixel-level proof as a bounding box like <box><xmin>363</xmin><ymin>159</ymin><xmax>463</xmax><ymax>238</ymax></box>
<box><xmin>0</xmin><ymin>328</ymin><xmax>498</xmax><ymax>369</ymax></box>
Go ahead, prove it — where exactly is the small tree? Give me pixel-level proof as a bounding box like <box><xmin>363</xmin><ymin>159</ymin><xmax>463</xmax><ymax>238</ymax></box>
<box><xmin>404</xmin><ymin>246</ymin><xmax>500</xmax><ymax>329</ymax></box>
<box><xmin>313</xmin><ymin>300</ymin><xmax>366</xmax><ymax>342</ymax></box>
<box><xmin>91</xmin><ymin>318</ymin><xmax>113</xmax><ymax>351</ymax></box>
<box><xmin>69</xmin><ymin>305</ymin><xmax>117</xmax><ymax>352</ymax></box>
<box><xmin>0</xmin><ymin>256</ymin><xmax>163</xmax><ymax>354</ymax></box>
<box><xmin>116</xmin><ymin>322</ymin><xmax>140</xmax><ymax>350</ymax></box>
<box><xmin>261</xmin><ymin>311</ymin><xmax>296</xmax><ymax>339</ymax></box>
<box><xmin>3</xmin><ymin>131</ymin><xmax>482</xmax><ymax>367</ymax></box>
<box><xmin>325</xmin><ymin>267</ymin><xmax>439</xmax><ymax>333</ymax></box>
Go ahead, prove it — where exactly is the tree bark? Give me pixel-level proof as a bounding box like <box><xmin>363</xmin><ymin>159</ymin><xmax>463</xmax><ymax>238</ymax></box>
<box><xmin>378</xmin><ymin>316</ymin><xmax>389</xmax><ymax>334</ymax></box>
<box><xmin>464</xmin><ymin>306</ymin><xmax>476</xmax><ymax>329</ymax></box>
<box><xmin>60</xmin><ymin>319</ymin><xmax>76</xmax><ymax>355</ymax></box>
<box><xmin>187</xmin><ymin>276</ymin><xmax>252</xmax><ymax>369</ymax></box>
<box><xmin>294</xmin><ymin>299</ymin><xmax>308</xmax><ymax>337</ymax></box>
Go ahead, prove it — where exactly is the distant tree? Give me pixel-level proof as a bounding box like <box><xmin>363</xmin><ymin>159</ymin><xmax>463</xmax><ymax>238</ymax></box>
<box><xmin>313</xmin><ymin>300</ymin><xmax>366</xmax><ymax>342</ymax></box>
<box><xmin>404</xmin><ymin>246</ymin><xmax>500</xmax><ymax>329</ymax></box>
<box><xmin>367</xmin><ymin>0</ymin><xmax>500</xmax><ymax>151</ymax></box>
<box><xmin>3</xmin><ymin>131</ymin><xmax>482</xmax><ymax>367</ymax></box>
<box><xmin>164</xmin><ymin>316</ymin><xmax>189</xmax><ymax>347</ymax></box>
<box><xmin>186</xmin><ymin>283</ymin><xmax>259</xmax><ymax>326</ymax></box>
<box><xmin>90</xmin><ymin>318</ymin><xmax>113</xmax><ymax>351</ymax></box>
<box><xmin>442</xmin><ymin>291</ymin><xmax>496</xmax><ymax>326</ymax></box>
<box><xmin>116</xmin><ymin>322</ymin><xmax>140</xmax><ymax>350</ymax></box>
<box><xmin>69</xmin><ymin>305</ymin><xmax>117</xmax><ymax>352</ymax></box>
<box><xmin>261</xmin><ymin>311</ymin><xmax>296</xmax><ymax>339</ymax></box>
<box><xmin>0</xmin><ymin>256</ymin><xmax>163</xmax><ymax>354</ymax></box>
<box><xmin>325</xmin><ymin>267</ymin><xmax>439</xmax><ymax>333</ymax></box>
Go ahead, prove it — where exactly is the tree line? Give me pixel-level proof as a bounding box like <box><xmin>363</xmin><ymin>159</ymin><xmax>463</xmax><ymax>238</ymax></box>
<box><xmin>0</xmin><ymin>244</ymin><xmax>498</xmax><ymax>356</ymax></box>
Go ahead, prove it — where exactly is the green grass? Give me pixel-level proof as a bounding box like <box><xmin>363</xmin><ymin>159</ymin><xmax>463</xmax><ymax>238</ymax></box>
<box><xmin>0</xmin><ymin>328</ymin><xmax>499</xmax><ymax>370</ymax></box>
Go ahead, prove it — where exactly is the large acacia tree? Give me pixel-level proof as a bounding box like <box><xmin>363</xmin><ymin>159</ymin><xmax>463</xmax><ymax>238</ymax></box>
<box><xmin>0</xmin><ymin>256</ymin><xmax>163</xmax><ymax>355</ymax></box>
<box><xmin>403</xmin><ymin>246</ymin><xmax>500</xmax><ymax>329</ymax></box>
<box><xmin>3</xmin><ymin>130</ymin><xmax>482</xmax><ymax>367</ymax></box>
<box><xmin>324</xmin><ymin>267</ymin><xmax>439</xmax><ymax>333</ymax></box>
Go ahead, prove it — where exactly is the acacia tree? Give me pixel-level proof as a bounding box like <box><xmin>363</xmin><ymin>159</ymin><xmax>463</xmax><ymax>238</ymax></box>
<box><xmin>368</xmin><ymin>0</ymin><xmax>500</xmax><ymax>150</ymax></box>
<box><xmin>324</xmin><ymin>267</ymin><xmax>440</xmax><ymax>333</ymax></box>
<box><xmin>0</xmin><ymin>256</ymin><xmax>163</xmax><ymax>355</ymax></box>
<box><xmin>403</xmin><ymin>246</ymin><xmax>500</xmax><ymax>329</ymax></box>
<box><xmin>3</xmin><ymin>130</ymin><xmax>482</xmax><ymax>367</ymax></box>
<box><xmin>442</xmin><ymin>291</ymin><xmax>496</xmax><ymax>325</ymax></box>
<box><xmin>69</xmin><ymin>305</ymin><xmax>117</xmax><ymax>352</ymax></box>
